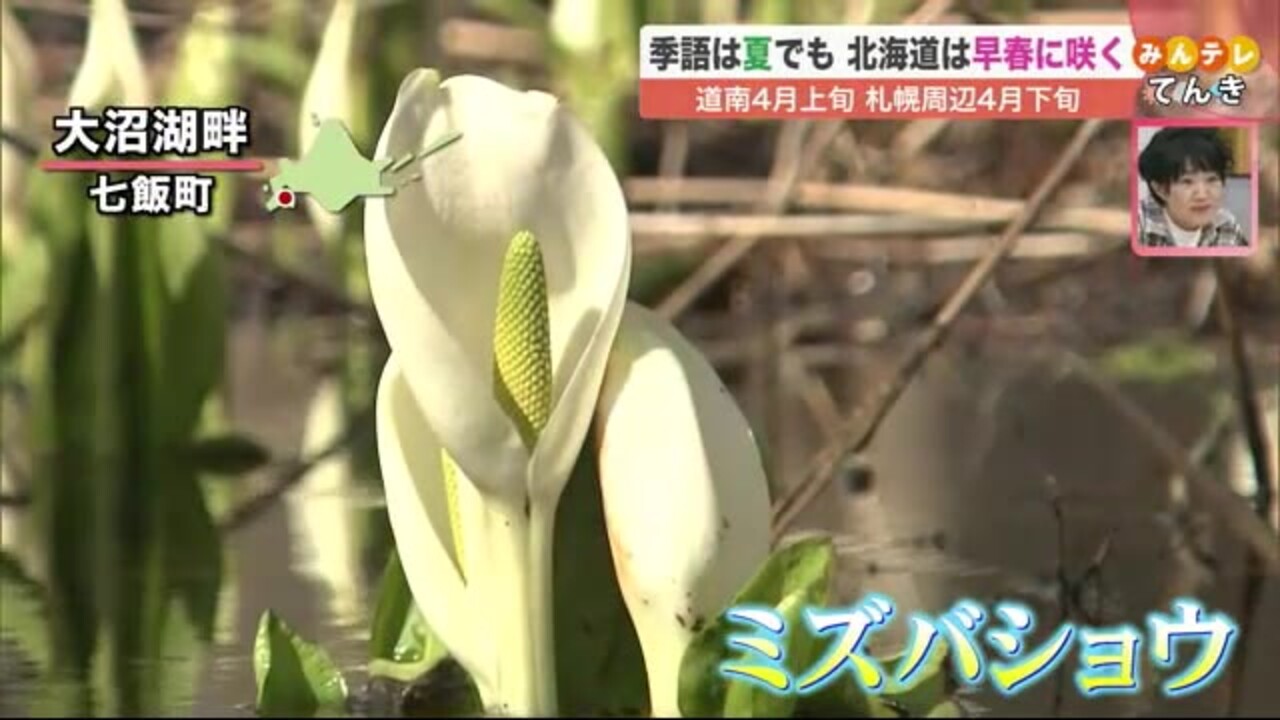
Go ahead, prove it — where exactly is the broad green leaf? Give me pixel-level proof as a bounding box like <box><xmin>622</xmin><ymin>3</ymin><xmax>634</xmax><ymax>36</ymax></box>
<box><xmin>187</xmin><ymin>433</ymin><xmax>271</xmax><ymax>475</ymax></box>
<box><xmin>678</xmin><ymin>536</ymin><xmax>836</xmax><ymax>717</ymax></box>
<box><xmin>878</xmin><ymin>642</ymin><xmax>953</xmax><ymax>716</ymax></box>
<box><xmin>795</xmin><ymin>626</ymin><xmax>954</xmax><ymax>717</ymax></box>
<box><xmin>1097</xmin><ymin>334</ymin><xmax>1217</xmax><ymax>384</ymax></box>
<box><xmin>254</xmin><ymin>610</ymin><xmax>349</xmax><ymax>716</ymax></box>
<box><xmin>552</xmin><ymin>428</ymin><xmax>650</xmax><ymax>715</ymax></box>
<box><xmin>135</xmin><ymin>213</ymin><xmax>228</xmax><ymax>439</ymax></box>
<box><xmin>368</xmin><ymin>549</ymin><xmax>448</xmax><ymax>669</ymax></box>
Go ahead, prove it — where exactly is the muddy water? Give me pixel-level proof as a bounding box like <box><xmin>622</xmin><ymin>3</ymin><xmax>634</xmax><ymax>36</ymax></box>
<box><xmin>778</xmin><ymin>352</ymin><xmax>1280</xmax><ymax>718</ymax></box>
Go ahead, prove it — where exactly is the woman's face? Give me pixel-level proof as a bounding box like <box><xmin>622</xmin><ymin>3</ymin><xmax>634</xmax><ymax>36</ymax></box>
<box><xmin>1156</xmin><ymin>170</ymin><xmax>1224</xmax><ymax>230</ymax></box>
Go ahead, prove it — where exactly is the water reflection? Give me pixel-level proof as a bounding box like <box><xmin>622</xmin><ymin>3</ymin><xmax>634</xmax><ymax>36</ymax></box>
<box><xmin>2</xmin><ymin>446</ymin><xmax>222</xmax><ymax>717</ymax></box>
<box><xmin>0</xmin><ymin>443</ymin><xmax>391</xmax><ymax>718</ymax></box>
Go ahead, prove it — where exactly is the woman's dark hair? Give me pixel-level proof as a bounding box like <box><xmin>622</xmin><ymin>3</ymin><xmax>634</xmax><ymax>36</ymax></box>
<box><xmin>1137</xmin><ymin>127</ymin><xmax>1233</xmax><ymax>206</ymax></box>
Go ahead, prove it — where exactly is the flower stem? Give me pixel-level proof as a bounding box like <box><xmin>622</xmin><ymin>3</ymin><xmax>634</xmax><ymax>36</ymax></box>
<box><xmin>481</xmin><ymin>495</ymin><xmax>559</xmax><ymax>716</ymax></box>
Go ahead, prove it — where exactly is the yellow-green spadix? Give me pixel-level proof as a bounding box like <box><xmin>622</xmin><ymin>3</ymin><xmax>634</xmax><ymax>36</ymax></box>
<box><xmin>366</xmin><ymin>71</ymin><xmax>631</xmax><ymax>715</ymax></box>
<box><xmin>594</xmin><ymin>302</ymin><xmax>772</xmax><ymax>717</ymax></box>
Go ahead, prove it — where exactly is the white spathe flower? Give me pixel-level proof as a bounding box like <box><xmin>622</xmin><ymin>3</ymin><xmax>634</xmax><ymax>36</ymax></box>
<box><xmin>594</xmin><ymin>302</ymin><xmax>772</xmax><ymax>718</ymax></box>
<box><xmin>366</xmin><ymin>70</ymin><xmax>631</xmax><ymax>715</ymax></box>
<box><xmin>67</xmin><ymin>0</ymin><xmax>150</xmax><ymax>108</ymax></box>
<box><xmin>365</xmin><ymin>69</ymin><xmax>630</xmax><ymax>506</ymax></box>
<box><xmin>376</xmin><ymin>355</ymin><xmax>498</xmax><ymax>701</ymax></box>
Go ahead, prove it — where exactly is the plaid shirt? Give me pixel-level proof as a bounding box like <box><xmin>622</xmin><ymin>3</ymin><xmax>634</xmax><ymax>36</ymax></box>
<box><xmin>1138</xmin><ymin>198</ymin><xmax>1248</xmax><ymax>248</ymax></box>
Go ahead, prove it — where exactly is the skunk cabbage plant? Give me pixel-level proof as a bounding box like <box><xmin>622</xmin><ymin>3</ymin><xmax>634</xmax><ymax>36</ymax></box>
<box><xmin>594</xmin><ymin>302</ymin><xmax>772</xmax><ymax>716</ymax></box>
<box><xmin>366</xmin><ymin>70</ymin><xmax>630</xmax><ymax>715</ymax></box>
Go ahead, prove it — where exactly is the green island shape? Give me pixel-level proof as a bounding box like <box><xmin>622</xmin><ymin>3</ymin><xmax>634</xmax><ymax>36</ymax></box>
<box><xmin>264</xmin><ymin>116</ymin><xmax>462</xmax><ymax>214</ymax></box>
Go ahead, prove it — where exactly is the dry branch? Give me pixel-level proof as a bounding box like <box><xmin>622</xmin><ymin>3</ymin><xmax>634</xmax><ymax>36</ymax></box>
<box><xmin>770</xmin><ymin>118</ymin><xmax>1109</xmax><ymax>540</ymax></box>
<box><xmin>1058</xmin><ymin>352</ymin><xmax>1280</xmax><ymax>572</ymax></box>
<box><xmin>655</xmin><ymin>121</ymin><xmax>845</xmax><ymax>319</ymax></box>
<box><xmin>625</xmin><ymin>178</ymin><xmax>1133</xmax><ymax>236</ymax></box>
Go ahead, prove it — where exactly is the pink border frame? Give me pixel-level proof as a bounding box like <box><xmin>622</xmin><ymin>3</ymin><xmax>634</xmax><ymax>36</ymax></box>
<box><xmin>1129</xmin><ymin>119</ymin><xmax>1259</xmax><ymax>258</ymax></box>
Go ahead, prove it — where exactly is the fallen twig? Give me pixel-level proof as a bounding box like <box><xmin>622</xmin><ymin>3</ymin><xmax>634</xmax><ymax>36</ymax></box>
<box><xmin>770</xmin><ymin>119</ymin><xmax>1109</xmax><ymax>540</ymax></box>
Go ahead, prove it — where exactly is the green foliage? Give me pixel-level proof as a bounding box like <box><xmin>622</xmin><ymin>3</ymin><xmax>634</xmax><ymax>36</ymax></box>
<box><xmin>0</xmin><ymin>2</ymin><xmax>256</xmax><ymax>714</ymax></box>
<box><xmin>552</xmin><ymin>428</ymin><xmax>651</xmax><ymax>715</ymax></box>
<box><xmin>1097</xmin><ymin>333</ymin><xmax>1218</xmax><ymax>384</ymax></box>
<box><xmin>677</xmin><ymin>536</ymin><xmax>956</xmax><ymax>718</ymax></box>
<box><xmin>368</xmin><ymin>549</ymin><xmax>450</xmax><ymax>674</ymax></box>
<box><xmin>679</xmin><ymin>536</ymin><xmax>836</xmax><ymax>717</ymax></box>
<box><xmin>253</xmin><ymin>611</ymin><xmax>350</xmax><ymax>716</ymax></box>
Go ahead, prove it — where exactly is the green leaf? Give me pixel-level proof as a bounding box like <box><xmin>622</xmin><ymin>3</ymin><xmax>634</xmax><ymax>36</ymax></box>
<box><xmin>1097</xmin><ymin>334</ymin><xmax>1217</xmax><ymax>384</ymax></box>
<box><xmin>187</xmin><ymin>433</ymin><xmax>271</xmax><ymax>475</ymax></box>
<box><xmin>878</xmin><ymin>642</ymin><xmax>953</xmax><ymax>717</ymax></box>
<box><xmin>794</xmin><ymin>624</ymin><xmax>955</xmax><ymax>718</ymax></box>
<box><xmin>368</xmin><ymin>549</ymin><xmax>448</xmax><ymax>669</ymax></box>
<box><xmin>552</xmin><ymin>427</ymin><xmax>651</xmax><ymax>715</ymax></box>
<box><xmin>254</xmin><ymin>610</ymin><xmax>349</xmax><ymax>716</ymax></box>
<box><xmin>678</xmin><ymin>536</ymin><xmax>836</xmax><ymax>717</ymax></box>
